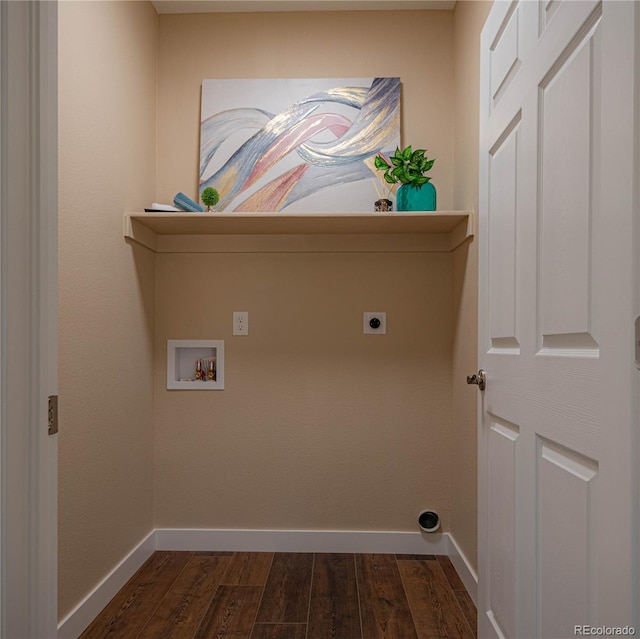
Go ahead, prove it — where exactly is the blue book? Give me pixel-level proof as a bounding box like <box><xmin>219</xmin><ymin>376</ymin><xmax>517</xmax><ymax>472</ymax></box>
<box><xmin>173</xmin><ymin>192</ymin><xmax>204</xmax><ymax>212</ymax></box>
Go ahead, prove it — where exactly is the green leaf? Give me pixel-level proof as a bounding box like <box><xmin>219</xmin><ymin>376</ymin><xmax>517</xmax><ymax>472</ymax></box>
<box><xmin>422</xmin><ymin>159</ymin><xmax>435</xmax><ymax>172</ymax></box>
<box><xmin>401</xmin><ymin>146</ymin><xmax>412</xmax><ymax>161</ymax></box>
<box><xmin>374</xmin><ymin>155</ymin><xmax>390</xmax><ymax>170</ymax></box>
<box><xmin>383</xmin><ymin>173</ymin><xmax>397</xmax><ymax>184</ymax></box>
<box><xmin>414</xmin><ymin>176</ymin><xmax>429</xmax><ymax>187</ymax></box>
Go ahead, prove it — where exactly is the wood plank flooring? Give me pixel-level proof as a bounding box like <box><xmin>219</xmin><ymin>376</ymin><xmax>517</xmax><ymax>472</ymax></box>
<box><xmin>79</xmin><ymin>552</ymin><xmax>476</xmax><ymax>639</ymax></box>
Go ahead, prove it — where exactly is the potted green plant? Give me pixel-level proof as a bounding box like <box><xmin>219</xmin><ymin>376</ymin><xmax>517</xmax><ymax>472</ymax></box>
<box><xmin>374</xmin><ymin>146</ymin><xmax>436</xmax><ymax>211</ymax></box>
<box><xmin>201</xmin><ymin>187</ymin><xmax>220</xmax><ymax>212</ymax></box>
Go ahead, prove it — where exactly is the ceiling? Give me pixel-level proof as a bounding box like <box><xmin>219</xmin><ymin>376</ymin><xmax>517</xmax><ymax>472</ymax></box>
<box><xmin>151</xmin><ymin>0</ymin><xmax>456</xmax><ymax>14</ymax></box>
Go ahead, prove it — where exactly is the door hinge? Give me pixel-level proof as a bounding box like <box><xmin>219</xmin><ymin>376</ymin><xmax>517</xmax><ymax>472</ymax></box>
<box><xmin>48</xmin><ymin>395</ymin><xmax>58</xmax><ymax>435</ymax></box>
<box><xmin>636</xmin><ymin>316</ymin><xmax>640</xmax><ymax>370</ymax></box>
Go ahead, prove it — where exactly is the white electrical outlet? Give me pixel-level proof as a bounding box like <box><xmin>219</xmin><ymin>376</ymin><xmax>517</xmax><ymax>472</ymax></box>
<box><xmin>363</xmin><ymin>312</ymin><xmax>386</xmax><ymax>334</ymax></box>
<box><xmin>233</xmin><ymin>311</ymin><xmax>249</xmax><ymax>336</ymax></box>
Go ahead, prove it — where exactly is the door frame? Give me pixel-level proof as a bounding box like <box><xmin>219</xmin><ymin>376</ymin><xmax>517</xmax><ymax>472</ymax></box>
<box><xmin>0</xmin><ymin>1</ymin><xmax>58</xmax><ymax>636</ymax></box>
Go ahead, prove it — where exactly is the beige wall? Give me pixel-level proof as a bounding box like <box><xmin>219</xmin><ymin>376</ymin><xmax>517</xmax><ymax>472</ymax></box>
<box><xmin>156</xmin><ymin>10</ymin><xmax>455</xmax><ymax>209</ymax></box>
<box><xmin>153</xmin><ymin>10</ymin><xmax>457</xmax><ymax>533</ymax></box>
<box><xmin>450</xmin><ymin>0</ymin><xmax>492</xmax><ymax>572</ymax></box>
<box><xmin>58</xmin><ymin>0</ymin><xmax>157</xmax><ymax>621</ymax></box>
<box><xmin>155</xmin><ymin>251</ymin><xmax>453</xmax><ymax>531</ymax></box>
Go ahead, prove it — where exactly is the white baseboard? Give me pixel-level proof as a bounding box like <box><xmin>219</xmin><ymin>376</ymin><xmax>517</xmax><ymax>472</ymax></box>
<box><xmin>446</xmin><ymin>532</ymin><xmax>478</xmax><ymax>604</ymax></box>
<box><xmin>155</xmin><ymin>527</ymin><xmax>448</xmax><ymax>554</ymax></box>
<box><xmin>57</xmin><ymin>528</ymin><xmax>474</xmax><ymax>639</ymax></box>
<box><xmin>57</xmin><ymin>531</ymin><xmax>156</xmax><ymax>639</ymax></box>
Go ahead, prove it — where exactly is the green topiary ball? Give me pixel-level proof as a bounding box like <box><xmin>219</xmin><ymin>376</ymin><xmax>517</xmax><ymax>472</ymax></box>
<box><xmin>201</xmin><ymin>187</ymin><xmax>220</xmax><ymax>209</ymax></box>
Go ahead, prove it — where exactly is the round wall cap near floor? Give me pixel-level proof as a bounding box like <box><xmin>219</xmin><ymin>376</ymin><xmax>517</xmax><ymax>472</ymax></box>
<box><xmin>418</xmin><ymin>510</ymin><xmax>440</xmax><ymax>533</ymax></box>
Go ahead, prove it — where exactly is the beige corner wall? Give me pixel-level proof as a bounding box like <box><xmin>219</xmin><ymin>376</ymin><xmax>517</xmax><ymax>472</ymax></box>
<box><xmin>58</xmin><ymin>0</ymin><xmax>157</xmax><ymax>621</ymax></box>
<box><xmin>450</xmin><ymin>0</ymin><xmax>493</xmax><ymax>572</ymax></box>
<box><xmin>154</xmin><ymin>10</ymin><xmax>456</xmax><ymax>532</ymax></box>
<box><xmin>57</xmin><ymin>2</ymin><xmax>489</xmax><ymax>621</ymax></box>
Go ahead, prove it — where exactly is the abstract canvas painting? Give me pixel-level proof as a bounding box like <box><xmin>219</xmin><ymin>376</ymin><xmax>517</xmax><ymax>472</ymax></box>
<box><xmin>199</xmin><ymin>77</ymin><xmax>400</xmax><ymax>213</ymax></box>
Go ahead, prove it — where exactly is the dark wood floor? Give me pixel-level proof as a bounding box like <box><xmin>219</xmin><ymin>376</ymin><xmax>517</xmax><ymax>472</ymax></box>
<box><xmin>79</xmin><ymin>551</ymin><xmax>477</xmax><ymax>639</ymax></box>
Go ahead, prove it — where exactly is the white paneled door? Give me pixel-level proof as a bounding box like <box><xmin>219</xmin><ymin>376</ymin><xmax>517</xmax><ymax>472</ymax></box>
<box><xmin>478</xmin><ymin>2</ymin><xmax>638</xmax><ymax>638</ymax></box>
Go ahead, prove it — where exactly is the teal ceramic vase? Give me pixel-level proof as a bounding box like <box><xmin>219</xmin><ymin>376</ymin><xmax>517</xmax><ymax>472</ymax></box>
<box><xmin>396</xmin><ymin>182</ymin><xmax>436</xmax><ymax>211</ymax></box>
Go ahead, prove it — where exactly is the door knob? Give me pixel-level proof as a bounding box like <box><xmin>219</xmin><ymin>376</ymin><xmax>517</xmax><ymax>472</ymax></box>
<box><xmin>466</xmin><ymin>369</ymin><xmax>486</xmax><ymax>391</ymax></box>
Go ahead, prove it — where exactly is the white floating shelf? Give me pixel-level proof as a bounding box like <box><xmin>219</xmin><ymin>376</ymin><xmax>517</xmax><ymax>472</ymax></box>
<box><xmin>167</xmin><ymin>339</ymin><xmax>225</xmax><ymax>390</ymax></box>
<box><xmin>124</xmin><ymin>211</ymin><xmax>474</xmax><ymax>253</ymax></box>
